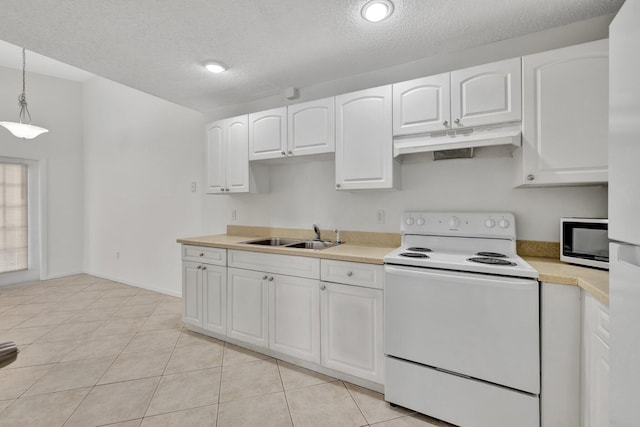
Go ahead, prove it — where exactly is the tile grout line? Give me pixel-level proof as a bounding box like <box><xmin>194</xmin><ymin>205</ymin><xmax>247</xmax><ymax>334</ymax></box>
<box><xmin>275</xmin><ymin>359</ymin><xmax>296</xmax><ymax>427</ymax></box>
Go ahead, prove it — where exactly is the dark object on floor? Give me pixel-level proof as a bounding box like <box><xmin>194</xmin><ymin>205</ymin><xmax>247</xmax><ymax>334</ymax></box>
<box><xmin>0</xmin><ymin>341</ymin><xmax>18</xmax><ymax>368</ymax></box>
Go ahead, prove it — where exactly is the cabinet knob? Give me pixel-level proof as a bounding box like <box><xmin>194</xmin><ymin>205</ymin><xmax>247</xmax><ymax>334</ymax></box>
<box><xmin>336</xmin><ymin>184</ymin><xmax>341</xmax><ymax>189</ymax></box>
<box><xmin>268</xmin><ymin>276</ymin><xmax>274</xmax><ymax>281</ymax></box>
<box><xmin>320</xmin><ymin>285</ymin><xmax>326</xmax><ymax>290</ymax></box>
<box><xmin>288</xmin><ymin>150</ymin><xmax>293</xmax><ymax>155</ymax></box>
<box><xmin>346</xmin><ymin>271</ymin><xmax>353</xmax><ymax>277</ymax></box>
<box><xmin>197</xmin><ymin>265</ymin><xmax>202</xmax><ymax>269</ymax></box>
<box><xmin>262</xmin><ymin>275</ymin><xmax>268</xmax><ymax>280</ymax></box>
<box><xmin>455</xmin><ymin>118</ymin><xmax>461</xmax><ymax>125</ymax></box>
<box><xmin>225</xmin><ymin>188</ymin><xmax>230</xmax><ymax>192</ymax></box>
<box><xmin>281</xmin><ymin>151</ymin><xmax>286</xmax><ymax>156</ymax></box>
<box><xmin>199</xmin><ymin>253</ymin><xmax>204</xmax><ymax>257</ymax></box>
<box><xmin>202</xmin><ymin>266</ymin><xmax>207</xmax><ymax>270</ymax></box>
<box><xmin>527</xmin><ymin>174</ymin><xmax>535</xmax><ymax>181</ymax></box>
<box><xmin>443</xmin><ymin>120</ymin><xmax>449</xmax><ymax>127</ymax></box>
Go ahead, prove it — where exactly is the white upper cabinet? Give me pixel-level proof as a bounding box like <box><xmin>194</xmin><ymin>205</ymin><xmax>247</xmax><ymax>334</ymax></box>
<box><xmin>336</xmin><ymin>85</ymin><xmax>397</xmax><ymax>190</ymax></box>
<box><xmin>450</xmin><ymin>58</ymin><xmax>522</xmax><ymax>128</ymax></box>
<box><xmin>516</xmin><ymin>39</ymin><xmax>609</xmax><ymax>187</ymax></box>
<box><xmin>206</xmin><ymin>115</ymin><xmax>269</xmax><ymax>194</ymax></box>
<box><xmin>288</xmin><ymin>97</ymin><xmax>335</xmax><ymax>157</ymax></box>
<box><xmin>393</xmin><ymin>73</ymin><xmax>451</xmax><ymax>135</ymax></box>
<box><xmin>392</xmin><ymin>58</ymin><xmax>521</xmax><ymax>136</ymax></box>
<box><xmin>249</xmin><ymin>108</ymin><xmax>287</xmax><ymax>160</ymax></box>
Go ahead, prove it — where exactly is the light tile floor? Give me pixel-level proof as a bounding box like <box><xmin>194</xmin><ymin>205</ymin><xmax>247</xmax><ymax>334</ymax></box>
<box><xmin>0</xmin><ymin>274</ymin><xmax>454</xmax><ymax>427</ymax></box>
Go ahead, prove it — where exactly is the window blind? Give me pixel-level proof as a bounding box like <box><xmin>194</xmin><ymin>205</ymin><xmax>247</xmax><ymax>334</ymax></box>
<box><xmin>0</xmin><ymin>163</ymin><xmax>28</xmax><ymax>273</ymax></box>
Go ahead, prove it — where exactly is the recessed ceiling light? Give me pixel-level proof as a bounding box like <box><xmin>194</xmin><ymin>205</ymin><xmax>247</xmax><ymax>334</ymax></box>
<box><xmin>361</xmin><ymin>0</ymin><xmax>394</xmax><ymax>23</ymax></box>
<box><xmin>204</xmin><ymin>61</ymin><xmax>227</xmax><ymax>73</ymax></box>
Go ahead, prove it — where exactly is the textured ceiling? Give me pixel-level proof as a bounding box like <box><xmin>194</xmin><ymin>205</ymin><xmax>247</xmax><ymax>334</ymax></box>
<box><xmin>0</xmin><ymin>0</ymin><xmax>623</xmax><ymax>113</ymax></box>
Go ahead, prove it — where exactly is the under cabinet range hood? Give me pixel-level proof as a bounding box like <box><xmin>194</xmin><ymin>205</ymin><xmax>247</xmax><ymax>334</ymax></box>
<box><xmin>393</xmin><ymin>122</ymin><xmax>522</xmax><ymax>157</ymax></box>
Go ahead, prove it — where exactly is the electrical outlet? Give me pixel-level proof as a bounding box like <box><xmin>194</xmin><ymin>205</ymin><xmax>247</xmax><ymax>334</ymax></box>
<box><xmin>191</xmin><ymin>182</ymin><xmax>197</xmax><ymax>192</ymax></box>
<box><xmin>377</xmin><ymin>210</ymin><xmax>385</xmax><ymax>224</ymax></box>
<box><xmin>232</xmin><ymin>209</ymin><xmax>237</xmax><ymax>221</ymax></box>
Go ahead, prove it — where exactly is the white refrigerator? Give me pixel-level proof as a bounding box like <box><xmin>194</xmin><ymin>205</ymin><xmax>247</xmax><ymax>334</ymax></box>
<box><xmin>609</xmin><ymin>0</ymin><xmax>640</xmax><ymax>426</ymax></box>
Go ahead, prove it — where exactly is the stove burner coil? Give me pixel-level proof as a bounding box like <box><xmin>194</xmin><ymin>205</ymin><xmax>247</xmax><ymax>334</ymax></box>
<box><xmin>407</xmin><ymin>247</ymin><xmax>433</xmax><ymax>253</ymax></box>
<box><xmin>467</xmin><ymin>257</ymin><xmax>516</xmax><ymax>266</ymax></box>
<box><xmin>475</xmin><ymin>252</ymin><xmax>507</xmax><ymax>258</ymax></box>
<box><xmin>400</xmin><ymin>252</ymin><xmax>430</xmax><ymax>258</ymax></box>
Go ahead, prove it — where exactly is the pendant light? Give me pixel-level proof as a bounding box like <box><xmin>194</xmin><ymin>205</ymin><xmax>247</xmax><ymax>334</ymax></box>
<box><xmin>0</xmin><ymin>48</ymin><xmax>48</xmax><ymax>139</ymax></box>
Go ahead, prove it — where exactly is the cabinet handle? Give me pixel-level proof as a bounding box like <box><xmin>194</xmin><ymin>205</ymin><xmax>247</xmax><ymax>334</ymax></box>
<box><xmin>202</xmin><ymin>266</ymin><xmax>207</xmax><ymax>270</ymax></box>
<box><xmin>455</xmin><ymin>118</ymin><xmax>461</xmax><ymax>125</ymax></box>
<box><xmin>288</xmin><ymin>150</ymin><xmax>293</xmax><ymax>155</ymax></box>
<box><xmin>197</xmin><ymin>265</ymin><xmax>202</xmax><ymax>269</ymax></box>
<box><xmin>346</xmin><ymin>271</ymin><xmax>353</xmax><ymax>277</ymax></box>
<box><xmin>225</xmin><ymin>188</ymin><xmax>230</xmax><ymax>192</ymax></box>
<box><xmin>281</xmin><ymin>151</ymin><xmax>286</xmax><ymax>156</ymax></box>
<box><xmin>320</xmin><ymin>285</ymin><xmax>326</xmax><ymax>290</ymax></box>
<box><xmin>268</xmin><ymin>276</ymin><xmax>274</xmax><ymax>281</ymax></box>
<box><xmin>336</xmin><ymin>184</ymin><xmax>341</xmax><ymax>189</ymax></box>
<box><xmin>262</xmin><ymin>275</ymin><xmax>268</xmax><ymax>280</ymax></box>
<box><xmin>527</xmin><ymin>174</ymin><xmax>535</xmax><ymax>181</ymax></box>
<box><xmin>443</xmin><ymin>120</ymin><xmax>449</xmax><ymax>127</ymax></box>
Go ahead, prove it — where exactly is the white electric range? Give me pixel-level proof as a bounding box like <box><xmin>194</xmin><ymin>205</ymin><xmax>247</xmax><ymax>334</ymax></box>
<box><xmin>384</xmin><ymin>212</ymin><xmax>540</xmax><ymax>427</ymax></box>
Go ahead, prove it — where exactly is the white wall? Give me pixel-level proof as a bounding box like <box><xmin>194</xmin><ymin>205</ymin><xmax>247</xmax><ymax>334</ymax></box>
<box><xmin>0</xmin><ymin>66</ymin><xmax>84</xmax><ymax>279</ymax></box>
<box><xmin>83</xmin><ymin>77</ymin><xmax>205</xmax><ymax>296</ymax></box>
<box><xmin>201</xmin><ymin>15</ymin><xmax>611</xmax><ymax>242</ymax></box>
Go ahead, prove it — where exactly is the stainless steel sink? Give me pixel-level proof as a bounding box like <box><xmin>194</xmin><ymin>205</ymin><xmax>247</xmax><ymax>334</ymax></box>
<box><xmin>242</xmin><ymin>237</ymin><xmax>340</xmax><ymax>250</ymax></box>
<box><xmin>242</xmin><ymin>237</ymin><xmax>301</xmax><ymax>246</ymax></box>
<box><xmin>285</xmin><ymin>240</ymin><xmax>339</xmax><ymax>250</ymax></box>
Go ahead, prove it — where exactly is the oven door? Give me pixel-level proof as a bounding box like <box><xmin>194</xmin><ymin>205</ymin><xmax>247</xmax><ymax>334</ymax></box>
<box><xmin>384</xmin><ymin>264</ymin><xmax>539</xmax><ymax>394</ymax></box>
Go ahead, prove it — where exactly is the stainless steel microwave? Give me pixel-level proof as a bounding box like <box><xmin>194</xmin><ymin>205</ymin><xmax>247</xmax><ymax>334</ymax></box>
<box><xmin>560</xmin><ymin>218</ymin><xmax>609</xmax><ymax>270</ymax></box>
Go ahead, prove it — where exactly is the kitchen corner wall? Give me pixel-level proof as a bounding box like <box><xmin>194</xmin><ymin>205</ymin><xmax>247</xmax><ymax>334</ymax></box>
<box><xmin>0</xmin><ymin>66</ymin><xmax>84</xmax><ymax>279</ymax></box>
<box><xmin>83</xmin><ymin>77</ymin><xmax>206</xmax><ymax>296</ymax></box>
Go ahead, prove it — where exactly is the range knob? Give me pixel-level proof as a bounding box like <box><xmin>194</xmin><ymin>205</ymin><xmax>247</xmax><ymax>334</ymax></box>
<box><xmin>484</xmin><ymin>218</ymin><xmax>496</xmax><ymax>228</ymax></box>
<box><xmin>448</xmin><ymin>216</ymin><xmax>460</xmax><ymax>228</ymax></box>
<box><xmin>498</xmin><ymin>218</ymin><xmax>510</xmax><ymax>229</ymax></box>
<box><xmin>405</xmin><ymin>217</ymin><xmax>415</xmax><ymax>226</ymax></box>
<box><xmin>416</xmin><ymin>217</ymin><xmax>425</xmax><ymax>226</ymax></box>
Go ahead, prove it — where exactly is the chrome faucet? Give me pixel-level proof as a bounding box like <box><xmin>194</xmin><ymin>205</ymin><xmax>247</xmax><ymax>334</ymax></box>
<box><xmin>313</xmin><ymin>224</ymin><xmax>321</xmax><ymax>241</ymax></box>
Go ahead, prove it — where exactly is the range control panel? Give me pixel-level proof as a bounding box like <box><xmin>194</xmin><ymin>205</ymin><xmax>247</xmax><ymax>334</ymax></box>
<box><xmin>401</xmin><ymin>212</ymin><xmax>517</xmax><ymax>239</ymax></box>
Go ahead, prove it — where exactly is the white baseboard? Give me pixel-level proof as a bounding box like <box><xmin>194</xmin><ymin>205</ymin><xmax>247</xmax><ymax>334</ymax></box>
<box><xmin>42</xmin><ymin>271</ymin><xmax>84</xmax><ymax>280</ymax></box>
<box><xmin>83</xmin><ymin>271</ymin><xmax>182</xmax><ymax>298</ymax></box>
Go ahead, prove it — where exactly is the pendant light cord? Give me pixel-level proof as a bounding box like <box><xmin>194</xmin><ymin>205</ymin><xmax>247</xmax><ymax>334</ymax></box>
<box><xmin>17</xmin><ymin>48</ymin><xmax>31</xmax><ymax>125</ymax></box>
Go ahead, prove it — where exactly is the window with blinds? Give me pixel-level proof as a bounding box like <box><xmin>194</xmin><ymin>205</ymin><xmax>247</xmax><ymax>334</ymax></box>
<box><xmin>0</xmin><ymin>163</ymin><xmax>28</xmax><ymax>273</ymax></box>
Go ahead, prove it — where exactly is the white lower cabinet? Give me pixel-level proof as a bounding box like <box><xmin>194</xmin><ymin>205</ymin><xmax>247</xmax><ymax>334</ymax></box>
<box><xmin>582</xmin><ymin>292</ymin><xmax>610</xmax><ymax>427</ymax></box>
<box><xmin>540</xmin><ymin>282</ymin><xmax>610</xmax><ymax>427</ymax></box>
<box><xmin>269</xmin><ymin>274</ymin><xmax>320</xmax><ymax>363</ymax></box>
<box><xmin>182</xmin><ymin>261</ymin><xmax>203</xmax><ymax>327</ymax></box>
<box><xmin>226</xmin><ymin>267</ymin><xmax>269</xmax><ymax>347</ymax></box>
<box><xmin>320</xmin><ymin>281</ymin><xmax>384</xmax><ymax>384</ymax></box>
<box><xmin>202</xmin><ymin>264</ymin><xmax>227</xmax><ymax>335</ymax></box>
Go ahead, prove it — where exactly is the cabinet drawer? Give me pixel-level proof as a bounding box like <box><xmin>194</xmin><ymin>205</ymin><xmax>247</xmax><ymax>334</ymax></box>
<box><xmin>228</xmin><ymin>250</ymin><xmax>320</xmax><ymax>279</ymax></box>
<box><xmin>182</xmin><ymin>245</ymin><xmax>226</xmax><ymax>265</ymax></box>
<box><xmin>321</xmin><ymin>260</ymin><xmax>384</xmax><ymax>289</ymax></box>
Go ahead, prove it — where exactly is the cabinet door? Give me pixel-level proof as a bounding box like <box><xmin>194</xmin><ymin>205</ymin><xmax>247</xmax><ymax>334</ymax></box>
<box><xmin>287</xmin><ymin>97</ymin><xmax>335</xmax><ymax>157</ymax></box>
<box><xmin>202</xmin><ymin>264</ymin><xmax>227</xmax><ymax>335</ymax></box>
<box><xmin>249</xmin><ymin>108</ymin><xmax>287</xmax><ymax>161</ymax></box>
<box><xmin>582</xmin><ymin>292</ymin><xmax>610</xmax><ymax>427</ymax></box>
<box><xmin>520</xmin><ymin>40</ymin><xmax>608</xmax><ymax>186</ymax></box>
<box><xmin>450</xmin><ymin>57</ymin><xmax>521</xmax><ymax>128</ymax></box>
<box><xmin>335</xmin><ymin>86</ymin><xmax>394</xmax><ymax>190</ymax></box>
<box><xmin>269</xmin><ymin>274</ymin><xmax>320</xmax><ymax>363</ymax></box>
<box><xmin>227</xmin><ymin>267</ymin><xmax>268</xmax><ymax>347</ymax></box>
<box><xmin>320</xmin><ymin>282</ymin><xmax>383</xmax><ymax>383</ymax></box>
<box><xmin>182</xmin><ymin>261</ymin><xmax>203</xmax><ymax>327</ymax></box>
<box><xmin>393</xmin><ymin>73</ymin><xmax>451</xmax><ymax>135</ymax></box>
<box><xmin>225</xmin><ymin>115</ymin><xmax>250</xmax><ymax>193</ymax></box>
<box><xmin>205</xmin><ymin>121</ymin><xmax>226</xmax><ymax>194</ymax></box>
